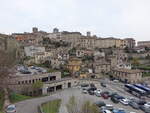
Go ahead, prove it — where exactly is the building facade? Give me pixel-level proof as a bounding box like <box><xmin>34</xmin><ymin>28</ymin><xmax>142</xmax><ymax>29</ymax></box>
<box><xmin>67</xmin><ymin>57</ymin><xmax>82</xmax><ymax>74</ymax></box>
<box><xmin>94</xmin><ymin>61</ymin><xmax>111</xmax><ymax>74</ymax></box>
<box><xmin>24</xmin><ymin>45</ymin><xmax>45</xmax><ymax>57</ymax></box>
<box><xmin>124</xmin><ymin>38</ymin><xmax>135</xmax><ymax>48</ymax></box>
<box><xmin>138</xmin><ymin>41</ymin><xmax>150</xmax><ymax>47</ymax></box>
<box><xmin>111</xmin><ymin>68</ymin><xmax>142</xmax><ymax>83</ymax></box>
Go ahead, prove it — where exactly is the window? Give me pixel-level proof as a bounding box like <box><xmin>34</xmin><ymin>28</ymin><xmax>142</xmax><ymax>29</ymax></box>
<box><xmin>18</xmin><ymin>81</ymin><xmax>20</xmax><ymax>85</ymax></box>
<box><xmin>22</xmin><ymin>81</ymin><xmax>24</xmax><ymax>84</ymax></box>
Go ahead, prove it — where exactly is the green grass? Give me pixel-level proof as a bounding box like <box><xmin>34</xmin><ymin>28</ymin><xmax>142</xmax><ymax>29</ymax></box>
<box><xmin>41</xmin><ymin>99</ymin><xmax>61</xmax><ymax>113</ymax></box>
<box><xmin>9</xmin><ymin>93</ymin><xmax>32</xmax><ymax>103</ymax></box>
<box><xmin>0</xmin><ymin>91</ymin><xmax>4</xmax><ymax>111</ymax></box>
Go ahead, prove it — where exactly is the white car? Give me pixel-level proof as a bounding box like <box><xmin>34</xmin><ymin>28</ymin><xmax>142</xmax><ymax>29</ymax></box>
<box><xmin>94</xmin><ymin>89</ymin><xmax>101</xmax><ymax>96</ymax></box>
<box><xmin>102</xmin><ymin>110</ymin><xmax>112</xmax><ymax>113</ymax></box>
<box><xmin>101</xmin><ymin>104</ymin><xmax>113</xmax><ymax>111</ymax></box>
<box><xmin>120</xmin><ymin>99</ymin><xmax>130</xmax><ymax>105</ymax></box>
<box><xmin>82</xmin><ymin>89</ymin><xmax>88</xmax><ymax>94</ymax></box>
<box><xmin>144</xmin><ymin>102</ymin><xmax>150</xmax><ymax>108</ymax></box>
<box><xmin>105</xmin><ymin>104</ymin><xmax>113</xmax><ymax>111</ymax></box>
<box><xmin>6</xmin><ymin>104</ymin><xmax>16</xmax><ymax>113</ymax></box>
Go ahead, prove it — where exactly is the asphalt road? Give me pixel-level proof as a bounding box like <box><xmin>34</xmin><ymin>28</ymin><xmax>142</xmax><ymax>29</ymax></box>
<box><xmin>15</xmin><ymin>95</ymin><xmax>56</xmax><ymax>113</ymax></box>
<box><xmin>15</xmin><ymin>79</ymin><xmax>145</xmax><ymax>113</ymax></box>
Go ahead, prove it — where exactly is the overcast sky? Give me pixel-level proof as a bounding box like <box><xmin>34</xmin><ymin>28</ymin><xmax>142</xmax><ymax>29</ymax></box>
<box><xmin>0</xmin><ymin>0</ymin><xmax>150</xmax><ymax>41</ymax></box>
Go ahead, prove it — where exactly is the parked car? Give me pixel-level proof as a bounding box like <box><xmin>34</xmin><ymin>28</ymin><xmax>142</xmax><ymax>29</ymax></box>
<box><xmin>111</xmin><ymin>96</ymin><xmax>120</xmax><ymax>103</ymax></box>
<box><xmin>94</xmin><ymin>89</ymin><xmax>101</xmax><ymax>93</ymax></box>
<box><xmin>88</xmin><ymin>90</ymin><xmax>94</xmax><ymax>95</ymax></box>
<box><xmin>115</xmin><ymin>95</ymin><xmax>125</xmax><ymax>100</ymax></box>
<box><xmin>111</xmin><ymin>94</ymin><xmax>124</xmax><ymax>103</ymax></box>
<box><xmin>105</xmin><ymin>104</ymin><xmax>114</xmax><ymax>111</ymax></box>
<box><xmin>140</xmin><ymin>102</ymin><xmax>150</xmax><ymax>113</ymax></box>
<box><xmin>80</xmin><ymin>84</ymin><xmax>90</xmax><ymax>90</ymax></box>
<box><xmin>101</xmin><ymin>93</ymin><xmax>109</xmax><ymax>99</ymax></box>
<box><xmin>141</xmin><ymin>106</ymin><xmax>150</xmax><ymax>113</ymax></box>
<box><xmin>137</xmin><ymin>100</ymin><xmax>147</xmax><ymax>109</ymax></box>
<box><xmin>143</xmin><ymin>107</ymin><xmax>150</xmax><ymax>113</ymax></box>
<box><xmin>120</xmin><ymin>98</ymin><xmax>130</xmax><ymax>105</ymax></box>
<box><xmin>90</xmin><ymin>83</ymin><xmax>96</xmax><ymax>88</ymax></box>
<box><xmin>6</xmin><ymin>104</ymin><xmax>16</xmax><ymax>113</ymax></box>
<box><xmin>94</xmin><ymin>89</ymin><xmax>101</xmax><ymax>97</ymax></box>
<box><xmin>101</xmin><ymin>91</ymin><xmax>109</xmax><ymax>95</ymax></box>
<box><xmin>129</xmin><ymin>101</ymin><xmax>139</xmax><ymax>109</ymax></box>
<box><xmin>30</xmin><ymin>66</ymin><xmax>35</xmax><ymax>69</ymax></box>
<box><xmin>87</xmin><ymin>87</ymin><xmax>97</xmax><ymax>91</ymax></box>
<box><xmin>20</xmin><ymin>69</ymin><xmax>31</xmax><ymax>74</ymax></box>
<box><xmin>109</xmin><ymin>92</ymin><xmax>118</xmax><ymax>97</ymax></box>
<box><xmin>101</xmin><ymin>91</ymin><xmax>110</xmax><ymax>99</ymax></box>
<box><xmin>82</xmin><ymin>89</ymin><xmax>88</xmax><ymax>94</ymax></box>
<box><xmin>100</xmin><ymin>105</ymin><xmax>113</xmax><ymax>111</ymax></box>
<box><xmin>144</xmin><ymin>102</ymin><xmax>150</xmax><ymax>108</ymax></box>
<box><xmin>94</xmin><ymin>101</ymin><xmax>106</xmax><ymax>107</ymax></box>
<box><xmin>113</xmin><ymin>80</ymin><xmax>119</xmax><ymax>83</ymax></box>
<box><xmin>101</xmin><ymin>83</ymin><xmax>106</xmax><ymax>87</ymax></box>
<box><xmin>112</xmin><ymin>108</ymin><xmax>126</xmax><ymax>113</ymax></box>
<box><xmin>102</xmin><ymin>110</ymin><xmax>112</xmax><ymax>113</ymax></box>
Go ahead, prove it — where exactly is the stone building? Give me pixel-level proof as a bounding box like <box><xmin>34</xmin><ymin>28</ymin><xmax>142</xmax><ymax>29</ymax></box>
<box><xmin>96</xmin><ymin>38</ymin><xmax>127</xmax><ymax>49</ymax></box>
<box><xmin>12</xmin><ymin>27</ymin><xmax>47</xmax><ymax>45</ymax></box>
<box><xmin>76</xmin><ymin>49</ymin><xmax>94</xmax><ymax>57</ymax></box>
<box><xmin>115</xmin><ymin>39</ymin><xmax>126</xmax><ymax>48</ymax></box>
<box><xmin>106</xmin><ymin>55</ymin><xmax>118</xmax><ymax>68</ymax></box>
<box><xmin>50</xmin><ymin>58</ymin><xmax>62</xmax><ymax>69</ymax></box>
<box><xmin>113</xmin><ymin>49</ymin><xmax>128</xmax><ymax>65</ymax></box>
<box><xmin>8</xmin><ymin>71</ymin><xmax>78</xmax><ymax>95</ymax></box>
<box><xmin>67</xmin><ymin>57</ymin><xmax>82</xmax><ymax>74</ymax></box>
<box><xmin>137</xmin><ymin>41</ymin><xmax>150</xmax><ymax>47</ymax></box>
<box><xmin>61</xmin><ymin>31</ymin><xmax>82</xmax><ymax>47</ymax></box>
<box><xmin>93</xmin><ymin>61</ymin><xmax>111</xmax><ymax>74</ymax></box>
<box><xmin>8</xmin><ymin>72</ymin><xmax>61</xmax><ymax>94</ymax></box>
<box><xmin>24</xmin><ymin>45</ymin><xmax>45</xmax><ymax>57</ymax></box>
<box><xmin>79</xmin><ymin>36</ymin><xmax>96</xmax><ymax>49</ymax></box>
<box><xmin>46</xmin><ymin>30</ymin><xmax>82</xmax><ymax>48</ymax></box>
<box><xmin>124</xmin><ymin>38</ymin><xmax>135</xmax><ymax>48</ymax></box>
<box><xmin>34</xmin><ymin>52</ymin><xmax>52</xmax><ymax>64</ymax></box>
<box><xmin>111</xmin><ymin>68</ymin><xmax>142</xmax><ymax>83</ymax></box>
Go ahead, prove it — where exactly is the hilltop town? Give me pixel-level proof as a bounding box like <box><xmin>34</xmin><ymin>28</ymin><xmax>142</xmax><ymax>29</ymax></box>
<box><xmin>0</xmin><ymin>27</ymin><xmax>150</xmax><ymax>113</ymax></box>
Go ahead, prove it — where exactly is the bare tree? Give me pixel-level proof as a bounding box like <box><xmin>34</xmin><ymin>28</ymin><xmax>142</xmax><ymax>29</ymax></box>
<box><xmin>66</xmin><ymin>96</ymin><xmax>78</xmax><ymax>113</ymax></box>
<box><xmin>66</xmin><ymin>96</ymin><xmax>99</xmax><ymax>113</ymax></box>
<box><xmin>80</xmin><ymin>100</ymin><xmax>99</xmax><ymax>113</ymax></box>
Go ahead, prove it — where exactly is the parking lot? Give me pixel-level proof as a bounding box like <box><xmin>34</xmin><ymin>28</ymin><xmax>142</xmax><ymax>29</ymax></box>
<box><xmin>54</xmin><ymin>81</ymin><xmax>145</xmax><ymax>113</ymax></box>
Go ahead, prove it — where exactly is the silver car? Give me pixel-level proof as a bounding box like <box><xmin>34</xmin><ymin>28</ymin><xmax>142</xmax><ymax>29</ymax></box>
<box><xmin>6</xmin><ymin>104</ymin><xmax>16</xmax><ymax>113</ymax></box>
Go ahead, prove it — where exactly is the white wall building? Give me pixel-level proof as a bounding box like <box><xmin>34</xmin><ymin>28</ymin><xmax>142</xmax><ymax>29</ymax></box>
<box><xmin>24</xmin><ymin>45</ymin><xmax>45</xmax><ymax>57</ymax></box>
